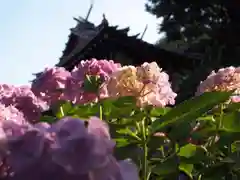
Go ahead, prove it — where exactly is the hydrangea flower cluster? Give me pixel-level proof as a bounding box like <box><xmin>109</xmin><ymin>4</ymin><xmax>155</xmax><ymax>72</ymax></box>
<box><xmin>71</xmin><ymin>59</ymin><xmax>121</xmax><ymax>81</ymax></box>
<box><xmin>0</xmin><ymin>116</ymin><xmax>138</xmax><ymax>180</ymax></box>
<box><xmin>0</xmin><ymin>84</ymin><xmax>47</xmax><ymax>123</ymax></box>
<box><xmin>196</xmin><ymin>66</ymin><xmax>240</xmax><ymax>102</ymax></box>
<box><xmin>31</xmin><ymin>59</ymin><xmax>176</xmax><ymax>107</ymax></box>
<box><xmin>0</xmin><ymin>59</ymin><xmax>177</xmax><ymax>179</ymax></box>
<box><xmin>107</xmin><ymin>62</ymin><xmax>177</xmax><ymax>107</ymax></box>
<box><xmin>0</xmin><ymin>103</ymin><xmax>26</xmax><ymax>125</ymax></box>
<box><xmin>67</xmin><ymin>59</ymin><xmax>121</xmax><ymax>104</ymax></box>
<box><xmin>31</xmin><ymin>67</ymin><xmax>71</xmax><ymax>106</ymax></box>
<box><xmin>32</xmin><ymin>59</ymin><xmax>122</xmax><ymax>105</ymax></box>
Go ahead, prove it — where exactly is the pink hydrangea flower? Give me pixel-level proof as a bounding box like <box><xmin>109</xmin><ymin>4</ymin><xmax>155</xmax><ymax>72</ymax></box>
<box><xmin>196</xmin><ymin>66</ymin><xmax>240</xmax><ymax>103</ymax></box>
<box><xmin>71</xmin><ymin>59</ymin><xmax>121</xmax><ymax>81</ymax></box>
<box><xmin>65</xmin><ymin>59</ymin><xmax>121</xmax><ymax>104</ymax></box>
<box><xmin>231</xmin><ymin>95</ymin><xmax>240</xmax><ymax>103</ymax></box>
<box><xmin>31</xmin><ymin>67</ymin><xmax>71</xmax><ymax>106</ymax></box>
<box><xmin>0</xmin><ymin>85</ymin><xmax>47</xmax><ymax>123</ymax></box>
<box><xmin>0</xmin><ymin>84</ymin><xmax>15</xmax><ymax>105</ymax></box>
<box><xmin>0</xmin><ymin>103</ymin><xmax>26</xmax><ymax>125</ymax></box>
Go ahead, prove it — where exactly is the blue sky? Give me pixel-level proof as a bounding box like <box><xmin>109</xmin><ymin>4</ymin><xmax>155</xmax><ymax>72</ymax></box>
<box><xmin>0</xmin><ymin>0</ymin><xmax>160</xmax><ymax>85</ymax></box>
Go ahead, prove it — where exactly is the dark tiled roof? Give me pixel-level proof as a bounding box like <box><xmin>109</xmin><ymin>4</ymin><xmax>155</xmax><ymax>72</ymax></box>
<box><xmin>57</xmin><ymin>20</ymin><xmax>201</xmax><ymax>71</ymax></box>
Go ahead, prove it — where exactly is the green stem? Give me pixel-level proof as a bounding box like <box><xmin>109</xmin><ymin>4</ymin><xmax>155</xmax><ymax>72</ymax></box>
<box><xmin>218</xmin><ymin>103</ymin><xmax>224</xmax><ymax>129</ymax></box>
<box><xmin>211</xmin><ymin>104</ymin><xmax>224</xmax><ymax>146</ymax></box>
<box><xmin>161</xmin><ymin>146</ymin><xmax>165</xmax><ymax>158</ymax></box>
<box><xmin>143</xmin><ymin>141</ymin><xmax>148</xmax><ymax>180</ymax></box>
<box><xmin>99</xmin><ymin>103</ymin><xmax>103</xmax><ymax>120</ymax></box>
<box><xmin>97</xmin><ymin>94</ymin><xmax>103</xmax><ymax>120</ymax></box>
<box><xmin>141</xmin><ymin>118</ymin><xmax>148</xmax><ymax>180</ymax></box>
<box><xmin>60</xmin><ymin>106</ymin><xmax>65</xmax><ymax>117</ymax></box>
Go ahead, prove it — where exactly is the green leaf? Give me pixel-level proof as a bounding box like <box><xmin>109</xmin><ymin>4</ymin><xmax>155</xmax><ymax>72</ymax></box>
<box><xmin>221</xmin><ymin>111</ymin><xmax>240</xmax><ymax>132</ymax></box>
<box><xmin>178</xmin><ymin>144</ymin><xmax>208</xmax><ymax>165</ymax></box>
<box><xmin>114</xmin><ymin>138</ymin><xmax>130</xmax><ymax>147</ymax></box>
<box><xmin>100</xmin><ymin>96</ymin><xmax>138</xmax><ymax>119</ymax></box>
<box><xmin>224</xmin><ymin>102</ymin><xmax>240</xmax><ymax>112</ymax></box>
<box><xmin>151</xmin><ymin>91</ymin><xmax>233</xmax><ymax>133</ymax></box>
<box><xmin>202</xmin><ymin>163</ymin><xmax>231</xmax><ymax>179</ymax></box>
<box><xmin>150</xmin><ymin>107</ymin><xmax>171</xmax><ymax>117</ymax></box>
<box><xmin>168</xmin><ymin>121</ymin><xmax>192</xmax><ymax>145</ymax></box>
<box><xmin>231</xmin><ymin>141</ymin><xmax>240</xmax><ymax>152</ymax></box>
<box><xmin>221</xmin><ymin>157</ymin><xmax>235</xmax><ymax>163</ymax></box>
<box><xmin>113</xmin><ymin>96</ymin><xmax>137</xmax><ymax>107</ymax></box>
<box><xmin>114</xmin><ymin>143</ymin><xmax>140</xmax><ymax>164</ymax></box>
<box><xmin>116</xmin><ymin>128</ymin><xmax>141</xmax><ymax>142</ymax></box>
<box><xmin>178</xmin><ymin>144</ymin><xmax>197</xmax><ymax>158</ymax></box>
<box><xmin>216</xmin><ymin>131</ymin><xmax>240</xmax><ymax>148</ymax></box>
<box><xmin>39</xmin><ymin>115</ymin><xmax>57</xmax><ymax>123</ymax></box>
<box><xmin>197</xmin><ymin>115</ymin><xmax>215</xmax><ymax>122</ymax></box>
<box><xmin>82</xmin><ymin>75</ymin><xmax>102</xmax><ymax>93</ymax></box>
<box><xmin>100</xmin><ymin>98</ymin><xmax>113</xmax><ymax>117</ymax></box>
<box><xmin>70</xmin><ymin>103</ymin><xmax>99</xmax><ymax>118</ymax></box>
<box><xmin>148</xmin><ymin>134</ymin><xmax>168</xmax><ymax>151</ymax></box>
<box><xmin>190</xmin><ymin>120</ymin><xmax>217</xmax><ymax>143</ymax></box>
<box><xmin>151</xmin><ymin>157</ymin><xmax>178</xmax><ymax>176</ymax></box>
<box><xmin>55</xmin><ymin>101</ymin><xmax>73</xmax><ymax>118</ymax></box>
<box><xmin>179</xmin><ymin>163</ymin><xmax>193</xmax><ymax>179</ymax></box>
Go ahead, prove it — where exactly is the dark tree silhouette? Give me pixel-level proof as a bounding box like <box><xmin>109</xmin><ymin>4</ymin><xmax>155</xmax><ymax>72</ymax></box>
<box><xmin>145</xmin><ymin>0</ymin><xmax>240</xmax><ymax>101</ymax></box>
<box><xmin>145</xmin><ymin>0</ymin><xmax>240</xmax><ymax>45</ymax></box>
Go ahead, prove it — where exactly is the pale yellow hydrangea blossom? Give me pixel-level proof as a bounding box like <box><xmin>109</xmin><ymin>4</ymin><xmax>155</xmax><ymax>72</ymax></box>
<box><xmin>107</xmin><ymin>62</ymin><xmax>176</xmax><ymax>107</ymax></box>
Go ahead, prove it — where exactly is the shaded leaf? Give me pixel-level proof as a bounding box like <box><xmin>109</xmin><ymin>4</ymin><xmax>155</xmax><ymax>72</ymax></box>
<box><xmin>221</xmin><ymin>111</ymin><xmax>240</xmax><ymax>132</ymax></box>
<box><xmin>224</xmin><ymin>102</ymin><xmax>240</xmax><ymax>112</ymax></box>
<box><xmin>39</xmin><ymin>115</ymin><xmax>57</xmax><ymax>124</ymax></box>
<box><xmin>151</xmin><ymin>157</ymin><xmax>179</xmax><ymax>176</ymax></box>
<box><xmin>151</xmin><ymin>91</ymin><xmax>233</xmax><ymax>133</ymax></box>
<box><xmin>179</xmin><ymin>163</ymin><xmax>193</xmax><ymax>179</ymax></box>
<box><xmin>113</xmin><ymin>96</ymin><xmax>137</xmax><ymax>107</ymax></box>
<box><xmin>150</xmin><ymin>107</ymin><xmax>171</xmax><ymax>117</ymax></box>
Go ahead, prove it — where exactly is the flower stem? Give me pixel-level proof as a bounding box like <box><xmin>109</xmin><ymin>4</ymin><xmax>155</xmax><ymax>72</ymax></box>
<box><xmin>143</xmin><ymin>140</ymin><xmax>148</xmax><ymax>180</ymax></box>
<box><xmin>140</xmin><ymin>118</ymin><xmax>148</xmax><ymax>180</ymax></box>
<box><xmin>60</xmin><ymin>106</ymin><xmax>65</xmax><ymax>117</ymax></box>
<box><xmin>218</xmin><ymin>103</ymin><xmax>224</xmax><ymax>129</ymax></box>
<box><xmin>97</xmin><ymin>94</ymin><xmax>103</xmax><ymax>120</ymax></box>
<box><xmin>211</xmin><ymin>104</ymin><xmax>224</xmax><ymax>146</ymax></box>
<box><xmin>99</xmin><ymin>103</ymin><xmax>103</xmax><ymax>120</ymax></box>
